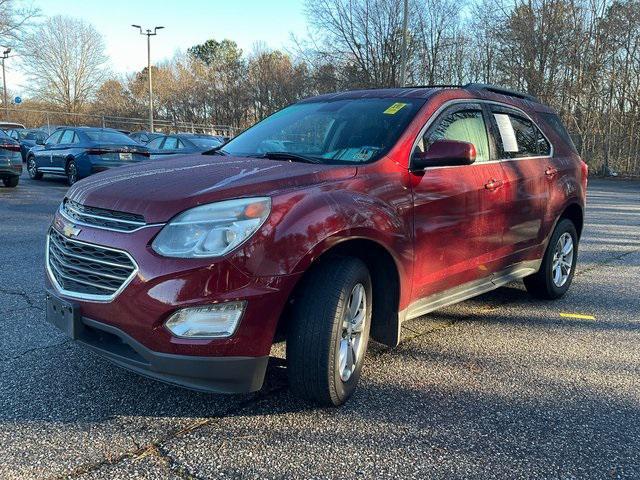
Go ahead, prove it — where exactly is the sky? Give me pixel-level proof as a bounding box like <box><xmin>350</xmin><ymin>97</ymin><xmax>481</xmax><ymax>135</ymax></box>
<box><xmin>5</xmin><ymin>0</ymin><xmax>309</xmax><ymax>94</ymax></box>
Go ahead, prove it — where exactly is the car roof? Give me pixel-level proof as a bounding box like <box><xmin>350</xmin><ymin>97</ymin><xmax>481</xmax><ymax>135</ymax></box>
<box><xmin>297</xmin><ymin>84</ymin><xmax>555</xmax><ymax>114</ymax></box>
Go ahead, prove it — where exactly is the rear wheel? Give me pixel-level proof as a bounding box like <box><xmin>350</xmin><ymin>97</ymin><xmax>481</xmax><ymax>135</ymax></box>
<box><xmin>2</xmin><ymin>176</ymin><xmax>19</xmax><ymax>188</ymax></box>
<box><xmin>27</xmin><ymin>157</ymin><xmax>42</xmax><ymax>180</ymax></box>
<box><xmin>66</xmin><ymin>158</ymin><xmax>77</xmax><ymax>186</ymax></box>
<box><xmin>287</xmin><ymin>257</ymin><xmax>372</xmax><ymax>407</ymax></box>
<box><xmin>524</xmin><ymin>218</ymin><xmax>578</xmax><ymax>299</ymax></box>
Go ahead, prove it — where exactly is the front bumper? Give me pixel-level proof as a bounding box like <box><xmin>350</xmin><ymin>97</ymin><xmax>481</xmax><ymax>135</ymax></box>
<box><xmin>45</xmin><ymin>291</ymin><xmax>269</xmax><ymax>393</ymax></box>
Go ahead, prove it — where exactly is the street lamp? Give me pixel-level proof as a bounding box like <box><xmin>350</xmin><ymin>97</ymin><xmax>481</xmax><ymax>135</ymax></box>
<box><xmin>2</xmin><ymin>47</ymin><xmax>11</xmax><ymax>118</ymax></box>
<box><xmin>131</xmin><ymin>25</ymin><xmax>164</xmax><ymax>132</ymax></box>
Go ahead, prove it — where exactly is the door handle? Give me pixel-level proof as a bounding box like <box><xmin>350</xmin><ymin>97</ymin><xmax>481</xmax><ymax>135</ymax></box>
<box><xmin>484</xmin><ymin>179</ymin><xmax>503</xmax><ymax>190</ymax></box>
<box><xmin>545</xmin><ymin>166</ymin><xmax>558</xmax><ymax>177</ymax></box>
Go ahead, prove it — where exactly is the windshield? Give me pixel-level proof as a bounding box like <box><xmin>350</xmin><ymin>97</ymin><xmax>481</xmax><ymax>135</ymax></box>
<box><xmin>85</xmin><ymin>130</ymin><xmax>138</xmax><ymax>145</ymax></box>
<box><xmin>189</xmin><ymin>137</ymin><xmax>223</xmax><ymax>148</ymax></box>
<box><xmin>221</xmin><ymin>98</ymin><xmax>426</xmax><ymax>164</ymax></box>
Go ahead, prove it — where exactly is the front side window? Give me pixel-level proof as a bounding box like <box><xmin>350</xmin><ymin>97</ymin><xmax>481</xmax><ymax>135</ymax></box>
<box><xmin>59</xmin><ymin>130</ymin><xmax>75</xmax><ymax>144</ymax></box>
<box><xmin>416</xmin><ymin>108</ymin><xmax>490</xmax><ymax>163</ymax></box>
<box><xmin>221</xmin><ymin>98</ymin><xmax>426</xmax><ymax>164</ymax></box>
<box><xmin>162</xmin><ymin>137</ymin><xmax>179</xmax><ymax>150</ymax></box>
<box><xmin>146</xmin><ymin>137</ymin><xmax>164</xmax><ymax>149</ymax></box>
<box><xmin>46</xmin><ymin>130</ymin><xmax>63</xmax><ymax>145</ymax></box>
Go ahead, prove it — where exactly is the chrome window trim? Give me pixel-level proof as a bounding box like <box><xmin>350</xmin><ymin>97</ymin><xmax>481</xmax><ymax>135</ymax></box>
<box><xmin>46</xmin><ymin>228</ymin><xmax>139</xmax><ymax>303</ymax></box>
<box><xmin>409</xmin><ymin>99</ymin><xmax>554</xmax><ymax>170</ymax></box>
<box><xmin>59</xmin><ymin>204</ymin><xmax>164</xmax><ymax>234</ymax></box>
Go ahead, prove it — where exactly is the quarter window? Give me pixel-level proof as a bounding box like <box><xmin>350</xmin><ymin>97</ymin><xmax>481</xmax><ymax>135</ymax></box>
<box><xmin>417</xmin><ymin>109</ymin><xmax>490</xmax><ymax>163</ymax></box>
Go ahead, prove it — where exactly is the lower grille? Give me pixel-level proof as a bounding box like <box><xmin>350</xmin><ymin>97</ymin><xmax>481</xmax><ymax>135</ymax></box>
<box><xmin>47</xmin><ymin>228</ymin><xmax>137</xmax><ymax>300</ymax></box>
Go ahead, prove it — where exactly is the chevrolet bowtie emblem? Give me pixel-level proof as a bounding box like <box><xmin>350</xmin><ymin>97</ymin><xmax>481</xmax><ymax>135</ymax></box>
<box><xmin>63</xmin><ymin>223</ymin><xmax>81</xmax><ymax>238</ymax></box>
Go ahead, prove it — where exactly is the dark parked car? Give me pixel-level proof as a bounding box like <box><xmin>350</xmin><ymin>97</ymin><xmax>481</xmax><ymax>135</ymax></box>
<box><xmin>44</xmin><ymin>84</ymin><xmax>587</xmax><ymax>406</ymax></box>
<box><xmin>146</xmin><ymin>133</ymin><xmax>224</xmax><ymax>158</ymax></box>
<box><xmin>0</xmin><ymin>130</ymin><xmax>22</xmax><ymax>187</ymax></box>
<box><xmin>5</xmin><ymin>128</ymin><xmax>48</xmax><ymax>162</ymax></box>
<box><xmin>27</xmin><ymin>127</ymin><xmax>150</xmax><ymax>185</ymax></box>
<box><xmin>128</xmin><ymin>131</ymin><xmax>164</xmax><ymax>144</ymax></box>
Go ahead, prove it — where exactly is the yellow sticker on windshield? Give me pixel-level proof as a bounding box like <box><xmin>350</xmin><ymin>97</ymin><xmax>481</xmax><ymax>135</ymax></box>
<box><xmin>383</xmin><ymin>102</ymin><xmax>407</xmax><ymax>115</ymax></box>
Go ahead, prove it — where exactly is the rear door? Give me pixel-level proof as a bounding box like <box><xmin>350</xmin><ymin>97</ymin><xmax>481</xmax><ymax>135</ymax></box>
<box><xmin>487</xmin><ymin>104</ymin><xmax>552</xmax><ymax>268</ymax></box>
<box><xmin>410</xmin><ymin>102</ymin><xmax>509</xmax><ymax>303</ymax></box>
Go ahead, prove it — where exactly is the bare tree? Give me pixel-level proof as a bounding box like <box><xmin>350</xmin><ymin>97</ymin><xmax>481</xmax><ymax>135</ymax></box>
<box><xmin>21</xmin><ymin>15</ymin><xmax>108</xmax><ymax>113</ymax></box>
<box><xmin>0</xmin><ymin>0</ymin><xmax>38</xmax><ymax>46</ymax></box>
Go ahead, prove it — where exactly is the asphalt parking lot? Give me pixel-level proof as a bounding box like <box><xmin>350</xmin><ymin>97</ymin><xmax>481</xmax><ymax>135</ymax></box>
<box><xmin>1</xmin><ymin>173</ymin><xmax>639</xmax><ymax>479</ymax></box>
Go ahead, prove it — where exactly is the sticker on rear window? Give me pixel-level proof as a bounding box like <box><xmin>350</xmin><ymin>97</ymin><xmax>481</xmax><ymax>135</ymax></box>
<box><xmin>383</xmin><ymin>102</ymin><xmax>407</xmax><ymax>115</ymax></box>
<box><xmin>494</xmin><ymin>113</ymin><xmax>519</xmax><ymax>152</ymax></box>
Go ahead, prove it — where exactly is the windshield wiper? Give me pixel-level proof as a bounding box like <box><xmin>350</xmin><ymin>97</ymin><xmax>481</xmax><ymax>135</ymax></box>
<box><xmin>203</xmin><ymin>145</ymin><xmax>227</xmax><ymax>156</ymax></box>
<box><xmin>259</xmin><ymin>151</ymin><xmax>322</xmax><ymax>164</ymax></box>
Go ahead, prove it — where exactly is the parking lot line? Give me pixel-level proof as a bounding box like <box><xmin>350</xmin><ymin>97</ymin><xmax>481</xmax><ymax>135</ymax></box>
<box><xmin>559</xmin><ymin>312</ymin><xmax>596</xmax><ymax>320</ymax></box>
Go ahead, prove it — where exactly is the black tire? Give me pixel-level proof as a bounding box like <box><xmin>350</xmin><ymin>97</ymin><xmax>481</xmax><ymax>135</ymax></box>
<box><xmin>2</xmin><ymin>176</ymin><xmax>19</xmax><ymax>188</ymax></box>
<box><xmin>27</xmin><ymin>157</ymin><xmax>43</xmax><ymax>180</ymax></box>
<box><xmin>287</xmin><ymin>257</ymin><xmax>372</xmax><ymax>407</ymax></box>
<box><xmin>524</xmin><ymin>218</ymin><xmax>578</xmax><ymax>299</ymax></box>
<box><xmin>66</xmin><ymin>158</ymin><xmax>77</xmax><ymax>186</ymax></box>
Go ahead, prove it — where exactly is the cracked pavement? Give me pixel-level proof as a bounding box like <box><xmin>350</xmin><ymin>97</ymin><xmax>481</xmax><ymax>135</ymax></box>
<box><xmin>1</xmin><ymin>174</ymin><xmax>639</xmax><ymax>479</ymax></box>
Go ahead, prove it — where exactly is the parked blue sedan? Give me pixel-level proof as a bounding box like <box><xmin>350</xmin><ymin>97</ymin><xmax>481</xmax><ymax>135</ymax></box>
<box><xmin>5</xmin><ymin>128</ymin><xmax>48</xmax><ymax>162</ymax></box>
<box><xmin>145</xmin><ymin>133</ymin><xmax>224</xmax><ymax>159</ymax></box>
<box><xmin>26</xmin><ymin>127</ymin><xmax>150</xmax><ymax>185</ymax></box>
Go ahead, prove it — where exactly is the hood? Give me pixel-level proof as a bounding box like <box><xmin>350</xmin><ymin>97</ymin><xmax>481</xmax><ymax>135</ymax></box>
<box><xmin>67</xmin><ymin>154</ymin><xmax>356</xmax><ymax>223</ymax></box>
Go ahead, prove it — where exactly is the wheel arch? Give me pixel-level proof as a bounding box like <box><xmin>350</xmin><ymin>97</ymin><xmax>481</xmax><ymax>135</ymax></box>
<box><xmin>558</xmin><ymin>202</ymin><xmax>584</xmax><ymax>239</ymax></box>
<box><xmin>279</xmin><ymin>236</ymin><xmax>403</xmax><ymax>348</ymax></box>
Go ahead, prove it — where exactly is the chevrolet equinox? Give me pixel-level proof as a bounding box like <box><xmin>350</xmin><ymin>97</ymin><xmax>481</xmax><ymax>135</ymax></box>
<box><xmin>45</xmin><ymin>84</ymin><xmax>587</xmax><ymax>406</ymax></box>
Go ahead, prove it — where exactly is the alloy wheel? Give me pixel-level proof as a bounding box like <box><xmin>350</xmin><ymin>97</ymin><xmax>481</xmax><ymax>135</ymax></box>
<box><xmin>551</xmin><ymin>232</ymin><xmax>574</xmax><ymax>287</ymax></box>
<box><xmin>338</xmin><ymin>283</ymin><xmax>367</xmax><ymax>382</ymax></box>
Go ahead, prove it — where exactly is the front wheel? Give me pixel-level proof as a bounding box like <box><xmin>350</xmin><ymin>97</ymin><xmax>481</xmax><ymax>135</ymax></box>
<box><xmin>27</xmin><ymin>157</ymin><xmax>42</xmax><ymax>180</ymax></box>
<box><xmin>66</xmin><ymin>159</ymin><xmax>78</xmax><ymax>186</ymax></box>
<box><xmin>524</xmin><ymin>218</ymin><xmax>578</xmax><ymax>299</ymax></box>
<box><xmin>2</xmin><ymin>176</ymin><xmax>19</xmax><ymax>188</ymax></box>
<box><xmin>287</xmin><ymin>257</ymin><xmax>372</xmax><ymax>406</ymax></box>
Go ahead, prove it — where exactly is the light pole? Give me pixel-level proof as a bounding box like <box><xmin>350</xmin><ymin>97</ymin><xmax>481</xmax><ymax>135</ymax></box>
<box><xmin>399</xmin><ymin>0</ymin><xmax>409</xmax><ymax>87</ymax></box>
<box><xmin>131</xmin><ymin>25</ymin><xmax>164</xmax><ymax>132</ymax></box>
<box><xmin>2</xmin><ymin>48</ymin><xmax>11</xmax><ymax>118</ymax></box>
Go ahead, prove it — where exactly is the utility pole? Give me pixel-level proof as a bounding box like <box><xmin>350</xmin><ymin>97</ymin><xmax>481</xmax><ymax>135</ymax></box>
<box><xmin>1</xmin><ymin>48</ymin><xmax>11</xmax><ymax>118</ymax></box>
<box><xmin>399</xmin><ymin>0</ymin><xmax>409</xmax><ymax>87</ymax></box>
<box><xmin>131</xmin><ymin>25</ymin><xmax>164</xmax><ymax>132</ymax></box>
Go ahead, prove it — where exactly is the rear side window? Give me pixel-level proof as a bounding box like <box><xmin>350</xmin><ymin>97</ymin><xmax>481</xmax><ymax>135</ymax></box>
<box><xmin>162</xmin><ymin>137</ymin><xmax>179</xmax><ymax>150</ymax></box>
<box><xmin>491</xmin><ymin>109</ymin><xmax>550</xmax><ymax>159</ymax></box>
<box><xmin>540</xmin><ymin>113</ymin><xmax>577</xmax><ymax>154</ymax></box>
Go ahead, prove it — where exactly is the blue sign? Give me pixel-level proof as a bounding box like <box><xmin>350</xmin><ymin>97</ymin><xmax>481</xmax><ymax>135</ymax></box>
<box><xmin>14</xmin><ymin>96</ymin><xmax>21</xmax><ymax>104</ymax></box>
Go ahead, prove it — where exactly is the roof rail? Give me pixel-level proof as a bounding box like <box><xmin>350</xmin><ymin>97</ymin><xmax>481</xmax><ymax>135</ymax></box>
<box><xmin>464</xmin><ymin>83</ymin><xmax>539</xmax><ymax>102</ymax></box>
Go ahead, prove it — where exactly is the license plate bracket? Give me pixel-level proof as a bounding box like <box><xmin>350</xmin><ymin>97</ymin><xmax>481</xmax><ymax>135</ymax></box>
<box><xmin>46</xmin><ymin>292</ymin><xmax>83</xmax><ymax>339</ymax></box>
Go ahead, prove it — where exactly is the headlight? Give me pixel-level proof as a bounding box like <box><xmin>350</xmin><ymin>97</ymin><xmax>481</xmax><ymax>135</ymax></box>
<box><xmin>165</xmin><ymin>302</ymin><xmax>245</xmax><ymax>338</ymax></box>
<box><xmin>152</xmin><ymin>197</ymin><xmax>271</xmax><ymax>258</ymax></box>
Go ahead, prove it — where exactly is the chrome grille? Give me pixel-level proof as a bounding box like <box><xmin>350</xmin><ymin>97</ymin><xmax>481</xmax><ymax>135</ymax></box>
<box><xmin>47</xmin><ymin>228</ymin><xmax>137</xmax><ymax>300</ymax></box>
<box><xmin>61</xmin><ymin>198</ymin><xmax>146</xmax><ymax>232</ymax></box>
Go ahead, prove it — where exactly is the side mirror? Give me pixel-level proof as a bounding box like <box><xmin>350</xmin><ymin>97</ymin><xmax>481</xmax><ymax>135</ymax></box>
<box><xmin>36</xmin><ymin>138</ymin><xmax>45</xmax><ymax>145</ymax></box>
<box><xmin>411</xmin><ymin>139</ymin><xmax>476</xmax><ymax>170</ymax></box>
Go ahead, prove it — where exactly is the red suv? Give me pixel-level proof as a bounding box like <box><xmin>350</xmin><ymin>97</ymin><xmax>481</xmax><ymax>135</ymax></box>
<box><xmin>45</xmin><ymin>84</ymin><xmax>587</xmax><ymax>406</ymax></box>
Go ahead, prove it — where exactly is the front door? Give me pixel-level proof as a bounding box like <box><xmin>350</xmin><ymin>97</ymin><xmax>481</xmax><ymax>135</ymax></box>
<box><xmin>409</xmin><ymin>103</ymin><xmax>508</xmax><ymax>307</ymax></box>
